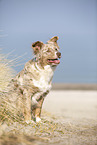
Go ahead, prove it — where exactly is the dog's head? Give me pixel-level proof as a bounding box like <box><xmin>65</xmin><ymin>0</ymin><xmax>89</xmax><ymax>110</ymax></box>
<box><xmin>32</xmin><ymin>36</ymin><xmax>61</xmax><ymax>67</ymax></box>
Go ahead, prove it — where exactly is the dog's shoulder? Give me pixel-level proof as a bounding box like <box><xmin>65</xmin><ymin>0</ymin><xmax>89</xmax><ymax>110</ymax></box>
<box><xmin>24</xmin><ymin>58</ymin><xmax>35</xmax><ymax>71</ymax></box>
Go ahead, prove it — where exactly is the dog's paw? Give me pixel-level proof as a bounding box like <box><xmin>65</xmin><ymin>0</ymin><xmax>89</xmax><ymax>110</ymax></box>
<box><xmin>36</xmin><ymin>117</ymin><xmax>41</xmax><ymax>123</ymax></box>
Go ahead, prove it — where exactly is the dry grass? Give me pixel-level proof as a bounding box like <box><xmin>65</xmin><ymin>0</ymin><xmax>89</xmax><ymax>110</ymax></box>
<box><xmin>0</xmin><ymin>95</ymin><xmax>24</xmax><ymax>123</ymax></box>
<box><xmin>0</xmin><ymin>50</ymin><xmax>26</xmax><ymax>91</ymax></box>
<box><xmin>0</xmin><ymin>51</ymin><xmax>25</xmax><ymax>123</ymax></box>
<box><xmin>0</xmin><ymin>53</ymin><xmax>15</xmax><ymax>91</ymax></box>
<box><xmin>0</xmin><ymin>52</ymin><xmax>21</xmax><ymax>124</ymax></box>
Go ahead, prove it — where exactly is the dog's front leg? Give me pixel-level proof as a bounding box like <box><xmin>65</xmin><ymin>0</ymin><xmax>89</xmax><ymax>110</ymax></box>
<box><xmin>31</xmin><ymin>91</ymin><xmax>49</xmax><ymax>122</ymax></box>
<box><xmin>34</xmin><ymin>97</ymin><xmax>44</xmax><ymax>122</ymax></box>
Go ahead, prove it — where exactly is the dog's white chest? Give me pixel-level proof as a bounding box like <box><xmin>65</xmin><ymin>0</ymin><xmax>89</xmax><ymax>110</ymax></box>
<box><xmin>33</xmin><ymin>65</ymin><xmax>55</xmax><ymax>91</ymax></box>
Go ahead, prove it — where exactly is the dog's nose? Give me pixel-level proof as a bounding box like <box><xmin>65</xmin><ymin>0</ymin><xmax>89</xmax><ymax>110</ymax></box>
<box><xmin>57</xmin><ymin>52</ymin><xmax>61</xmax><ymax>58</ymax></box>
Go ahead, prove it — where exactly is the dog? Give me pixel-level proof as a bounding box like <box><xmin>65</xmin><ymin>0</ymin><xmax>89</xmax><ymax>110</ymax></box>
<box><xmin>2</xmin><ymin>36</ymin><xmax>61</xmax><ymax>122</ymax></box>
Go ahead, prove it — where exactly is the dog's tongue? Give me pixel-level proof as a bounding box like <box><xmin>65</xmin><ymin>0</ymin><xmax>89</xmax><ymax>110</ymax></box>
<box><xmin>48</xmin><ymin>59</ymin><xmax>60</xmax><ymax>64</ymax></box>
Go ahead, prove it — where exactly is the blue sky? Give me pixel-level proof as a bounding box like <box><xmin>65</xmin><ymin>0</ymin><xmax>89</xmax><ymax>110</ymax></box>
<box><xmin>0</xmin><ymin>0</ymin><xmax>97</xmax><ymax>83</ymax></box>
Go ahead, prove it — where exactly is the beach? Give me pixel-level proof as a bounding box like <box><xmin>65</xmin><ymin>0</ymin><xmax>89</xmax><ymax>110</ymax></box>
<box><xmin>0</xmin><ymin>90</ymin><xmax>97</xmax><ymax>145</ymax></box>
<box><xmin>42</xmin><ymin>90</ymin><xmax>97</xmax><ymax>145</ymax></box>
<box><xmin>43</xmin><ymin>90</ymin><xmax>97</xmax><ymax>121</ymax></box>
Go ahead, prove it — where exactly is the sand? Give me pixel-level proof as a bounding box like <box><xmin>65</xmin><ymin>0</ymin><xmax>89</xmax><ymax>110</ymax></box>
<box><xmin>43</xmin><ymin>90</ymin><xmax>97</xmax><ymax>121</ymax></box>
<box><xmin>0</xmin><ymin>90</ymin><xmax>97</xmax><ymax>145</ymax></box>
<box><xmin>42</xmin><ymin>90</ymin><xmax>97</xmax><ymax>145</ymax></box>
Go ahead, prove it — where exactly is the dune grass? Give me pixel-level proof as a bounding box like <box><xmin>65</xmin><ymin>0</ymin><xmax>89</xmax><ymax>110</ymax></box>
<box><xmin>0</xmin><ymin>52</ymin><xmax>19</xmax><ymax>123</ymax></box>
<box><xmin>0</xmin><ymin>53</ymin><xmax>15</xmax><ymax>91</ymax></box>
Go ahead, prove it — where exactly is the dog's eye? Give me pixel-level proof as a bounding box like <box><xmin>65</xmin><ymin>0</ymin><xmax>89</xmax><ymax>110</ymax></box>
<box><xmin>55</xmin><ymin>48</ymin><xmax>58</xmax><ymax>51</ymax></box>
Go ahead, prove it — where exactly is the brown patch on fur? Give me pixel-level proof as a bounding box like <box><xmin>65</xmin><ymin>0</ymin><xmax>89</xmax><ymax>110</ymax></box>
<box><xmin>32</xmin><ymin>41</ymin><xmax>44</xmax><ymax>54</ymax></box>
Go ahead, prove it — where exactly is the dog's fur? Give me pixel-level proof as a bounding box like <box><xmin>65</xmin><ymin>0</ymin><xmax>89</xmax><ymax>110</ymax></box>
<box><xmin>1</xmin><ymin>36</ymin><xmax>61</xmax><ymax>122</ymax></box>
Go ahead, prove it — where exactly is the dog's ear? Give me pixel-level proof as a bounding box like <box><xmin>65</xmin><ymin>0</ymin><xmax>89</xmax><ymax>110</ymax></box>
<box><xmin>47</xmin><ymin>36</ymin><xmax>59</xmax><ymax>44</ymax></box>
<box><xmin>32</xmin><ymin>41</ymin><xmax>44</xmax><ymax>54</ymax></box>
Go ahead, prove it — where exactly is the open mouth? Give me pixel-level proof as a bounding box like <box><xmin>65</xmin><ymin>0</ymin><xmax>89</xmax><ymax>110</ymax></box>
<box><xmin>48</xmin><ymin>58</ymin><xmax>60</xmax><ymax>64</ymax></box>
